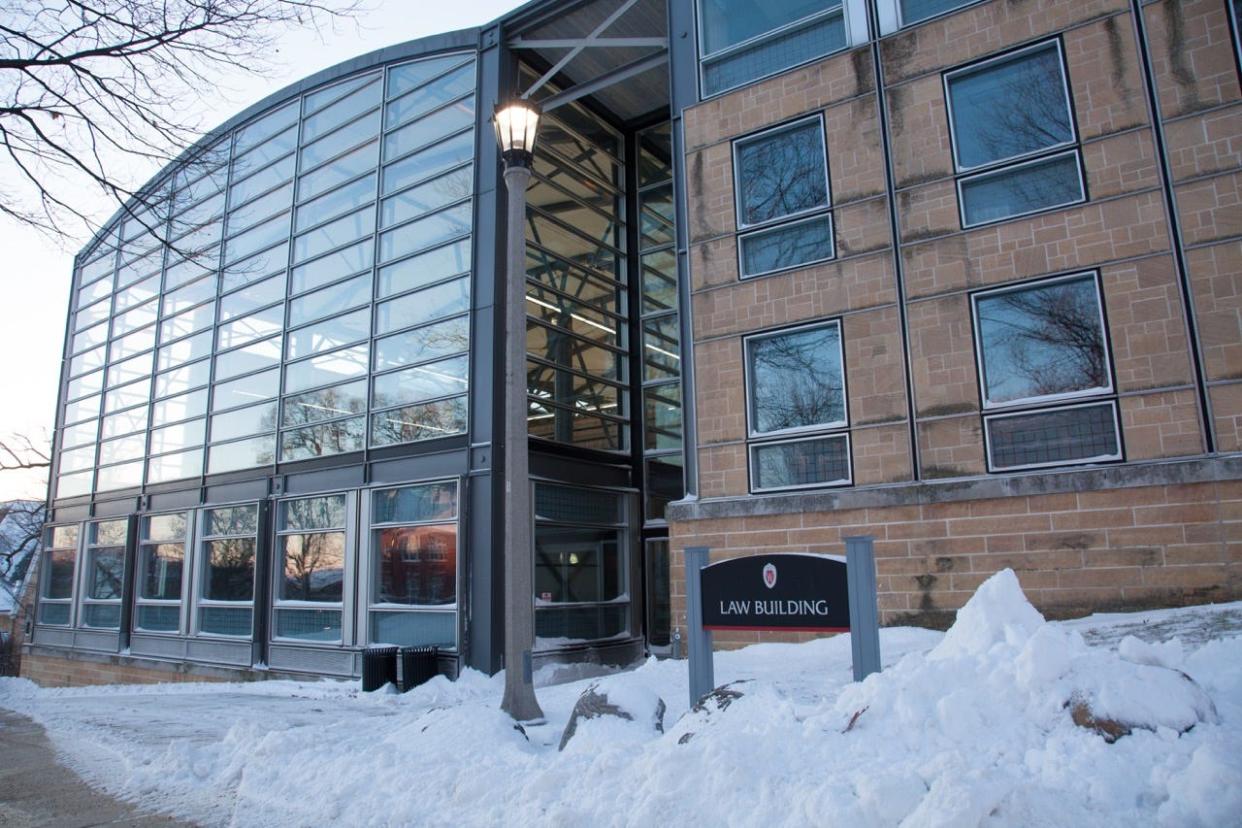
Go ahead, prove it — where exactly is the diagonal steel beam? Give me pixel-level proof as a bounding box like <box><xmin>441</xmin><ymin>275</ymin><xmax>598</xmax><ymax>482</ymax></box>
<box><xmin>522</xmin><ymin>0</ymin><xmax>643</xmax><ymax>100</ymax></box>
<box><xmin>539</xmin><ymin>50</ymin><xmax>668</xmax><ymax>113</ymax></box>
<box><xmin>509</xmin><ymin>37</ymin><xmax>668</xmax><ymax>49</ymax></box>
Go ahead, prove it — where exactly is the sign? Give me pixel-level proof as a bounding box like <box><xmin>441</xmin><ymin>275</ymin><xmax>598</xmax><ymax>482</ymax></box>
<box><xmin>684</xmin><ymin>537</ymin><xmax>882</xmax><ymax>708</ymax></box>
<box><xmin>700</xmin><ymin>553</ymin><xmax>850</xmax><ymax>632</ymax></box>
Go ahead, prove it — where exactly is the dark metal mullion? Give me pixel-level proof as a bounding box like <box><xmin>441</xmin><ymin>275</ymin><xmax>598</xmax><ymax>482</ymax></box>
<box><xmin>382</xmin><ymin>54</ymin><xmax>475</xmax><ymax>105</ymax></box>
<box><xmin>251</xmin><ymin>499</ymin><xmax>273</xmax><ymax>666</ymax></box>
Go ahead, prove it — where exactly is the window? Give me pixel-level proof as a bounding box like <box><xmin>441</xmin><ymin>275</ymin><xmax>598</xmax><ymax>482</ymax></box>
<box><xmin>971</xmin><ymin>272</ymin><xmax>1121</xmax><ymax>472</ymax></box>
<box><xmin>135</xmin><ymin>513</ymin><xmax>189</xmax><ymax>632</ymax></box>
<box><xmin>79</xmin><ymin>519</ymin><xmax>127</xmax><ymax>629</ymax></box>
<box><xmin>945</xmin><ymin>40</ymin><xmax>1085</xmax><ymax>227</ymax></box>
<box><xmin>38</xmin><ymin>525</ymin><xmax>79</xmax><ymax>625</ymax></box>
<box><xmin>274</xmin><ymin>494</ymin><xmax>349</xmax><ymax>643</ymax></box>
<box><xmin>197</xmin><ymin>504</ymin><xmax>258</xmax><ymax>637</ymax></box>
<box><xmin>367</xmin><ymin>481</ymin><xmax>459</xmax><ymax>648</ymax></box>
<box><xmin>697</xmin><ymin>0</ymin><xmax>853</xmax><ymax>98</ymax></box>
<box><xmin>533</xmin><ymin>484</ymin><xmax>632</xmax><ymax>645</ymax></box>
<box><xmin>733</xmin><ymin>117</ymin><xmax>834</xmax><ymax>278</ymax></box>
<box><xmin>897</xmin><ymin>0</ymin><xmax>979</xmax><ymax>26</ymax></box>
<box><xmin>744</xmin><ymin>320</ymin><xmax>851</xmax><ymax>491</ymax></box>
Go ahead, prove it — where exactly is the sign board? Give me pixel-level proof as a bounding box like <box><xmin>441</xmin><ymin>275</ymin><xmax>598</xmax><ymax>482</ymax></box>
<box><xmin>700</xmin><ymin>554</ymin><xmax>850</xmax><ymax>632</ymax></box>
<box><xmin>684</xmin><ymin>537</ymin><xmax>881</xmax><ymax>708</ymax></box>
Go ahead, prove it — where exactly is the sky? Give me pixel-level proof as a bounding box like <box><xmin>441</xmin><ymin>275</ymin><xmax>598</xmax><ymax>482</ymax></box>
<box><xmin>0</xmin><ymin>0</ymin><xmax>522</xmax><ymax>501</ymax></box>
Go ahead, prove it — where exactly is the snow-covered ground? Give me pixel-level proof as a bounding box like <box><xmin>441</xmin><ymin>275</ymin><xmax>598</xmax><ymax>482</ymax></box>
<box><xmin>2</xmin><ymin>571</ymin><xmax>1240</xmax><ymax>827</ymax></box>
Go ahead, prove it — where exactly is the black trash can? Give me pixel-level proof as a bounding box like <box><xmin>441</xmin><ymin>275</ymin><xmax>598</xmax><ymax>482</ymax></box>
<box><xmin>399</xmin><ymin>646</ymin><xmax>439</xmax><ymax>692</ymax></box>
<box><xmin>361</xmin><ymin>645</ymin><xmax>399</xmax><ymax>692</ymax></box>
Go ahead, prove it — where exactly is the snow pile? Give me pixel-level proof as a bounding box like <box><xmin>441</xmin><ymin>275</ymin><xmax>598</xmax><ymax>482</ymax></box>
<box><xmin>2</xmin><ymin>572</ymin><xmax>1240</xmax><ymax>827</ymax></box>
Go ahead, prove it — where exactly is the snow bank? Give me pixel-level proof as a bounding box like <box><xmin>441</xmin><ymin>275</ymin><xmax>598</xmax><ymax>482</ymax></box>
<box><xmin>2</xmin><ymin>573</ymin><xmax>1239</xmax><ymax>827</ymax></box>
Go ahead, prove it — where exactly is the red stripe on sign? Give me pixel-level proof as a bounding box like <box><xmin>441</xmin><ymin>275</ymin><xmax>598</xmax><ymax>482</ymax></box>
<box><xmin>701</xmin><ymin>625</ymin><xmax>851</xmax><ymax>633</ymax></box>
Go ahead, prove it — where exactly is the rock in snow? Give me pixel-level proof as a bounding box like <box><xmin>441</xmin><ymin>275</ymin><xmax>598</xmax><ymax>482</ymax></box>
<box><xmin>558</xmin><ymin>679</ymin><xmax>666</xmax><ymax>751</ymax></box>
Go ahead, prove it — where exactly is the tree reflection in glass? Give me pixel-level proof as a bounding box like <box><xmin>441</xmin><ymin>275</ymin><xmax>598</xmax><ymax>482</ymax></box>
<box><xmin>204</xmin><ymin>538</ymin><xmax>256</xmax><ymax>601</ymax></box>
<box><xmin>736</xmin><ymin>119</ymin><xmax>828</xmax><ymax>226</ymax></box>
<box><xmin>976</xmin><ymin>276</ymin><xmax>1107</xmax><ymax>405</ymax></box>
<box><xmin>747</xmin><ymin>323</ymin><xmax>845</xmax><ymax>434</ymax></box>
<box><xmin>87</xmin><ymin>547</ymin><xmax>125</xmax><ymax>599</ymax></box>
<box><xmin>280</xmin><ymin>532</ymin><xmax>345</xmax><ymax>602</ymax></box>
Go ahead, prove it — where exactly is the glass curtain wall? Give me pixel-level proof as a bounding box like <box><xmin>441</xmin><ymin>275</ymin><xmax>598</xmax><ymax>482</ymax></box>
<box><xmin>636</xmin><ymin>123</ymin><xmax>683</xmax><ymax>523</ymax></box>
<box><xmin>635</xmin><ymin>123</ymin><xmax>681</xmax><ymax>653</ymax></box>
<box><xmin>55</xmin><ymin>51</ymin><xmax>479</xmax><ymax>502</ymax></box>
<box><xmin>522</xmin><ymin>65</ymin><xmax>629</xmax><ymax>453</ymax></box>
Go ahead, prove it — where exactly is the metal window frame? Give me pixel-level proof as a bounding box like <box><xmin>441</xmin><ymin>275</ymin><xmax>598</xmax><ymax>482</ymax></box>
<box><xmin>132</xmin><ymin>509</ymin><xmax>194</xmax><ymax>635</ymax></box>
<box><xmin>271</xmin><ymin>489</ymin><xmax>357</xmax><ymax>647</ymax></box>
<box><xmin>357</xmin><ymin>476</ymin><xmax>462</xmax><ymax>651</ymax></box>
<box><xmin>956</xmin><ymin>147</ymin><xmax>1087</xmax><ymax>230</ymax></box>
<box><xmin>743</xmin><ymin>318</ymin><xmax>849</xmax><ymax>439</ymax></box>
<box><xmin>942</xmin><ymin>38</ymin><xmax>1079</xmax><ymax>176</ymax></box>
<box><xmin>748</xmin><ymin>430</ymin><xmax>854</xmax><ymax>493</ymax></box>
<box><xmin>191</xmin><ymin>500</ymin><xmax>261</xmax><ymax>639</ymax></box>
<box><xmin>36</xmin><ymin>523</ymin><xmax>82</xmax><ymax>627</ymax></box>
<box><xmin>695</xmin><ymin>1</ymin><xmax>852</xmax><ymax>100</ymax></box>
<box><xmin>75</xmin><ymin>517</ymin><xmax>129</xmax><ymax>630</ymax></box>
<box><xmin>531</xmin><ymin>478</ymin><xmax>637</xmax><ymax>650</ymax></box>
<box><xmin>982</xmin><ymin>398</ymin><xmax>1123</xmax><ymax>473</ymax></box>
<box><xmin>969</xmin><ymin>270</ymin><xmax>1115</xmax><ymax>411</ymax></box>
<box><xmin>731</xmin><ymin>114</ymin><xmax>832</xmax><ymax>231</ymax></box>
<box><xmin>737</xmin><ymin>211</ymin><xmax>837</xmax><ymax>279</ymax></box>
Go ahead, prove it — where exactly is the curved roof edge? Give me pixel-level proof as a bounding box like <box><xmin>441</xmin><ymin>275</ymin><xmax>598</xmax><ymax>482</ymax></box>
<box><xmin>76</xmin><ymin>25</ymin><xmax>483</xmax><ymax>267</ymax></box>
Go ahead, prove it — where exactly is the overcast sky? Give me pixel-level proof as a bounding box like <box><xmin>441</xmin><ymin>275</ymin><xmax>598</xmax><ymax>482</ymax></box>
<box><xmin>0</xmin><ymin>1</ymin><xmax>524</xmax><ymax>501</ymax></box>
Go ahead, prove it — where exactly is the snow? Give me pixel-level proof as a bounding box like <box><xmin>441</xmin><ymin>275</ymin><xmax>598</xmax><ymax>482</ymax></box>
<box><xmin>2</xmin><ymin>570</ymin><xmax>1240</xmax><ymax>827</ymax></box>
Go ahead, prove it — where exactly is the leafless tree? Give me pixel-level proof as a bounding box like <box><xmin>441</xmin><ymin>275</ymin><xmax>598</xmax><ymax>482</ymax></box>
<box><xmin>1</xmin><ymin>0</ymin><xmax>364</xmax><ymax>244</ymax></box>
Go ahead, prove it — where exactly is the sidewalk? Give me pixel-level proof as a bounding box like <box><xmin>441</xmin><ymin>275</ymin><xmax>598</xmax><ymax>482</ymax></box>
<box><xmin>0</xmin><ymin>710</ymin><xmax>194</xmax><ymax>827</ymax></box>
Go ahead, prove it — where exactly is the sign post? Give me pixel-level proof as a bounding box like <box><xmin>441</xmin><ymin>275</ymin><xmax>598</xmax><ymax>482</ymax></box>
<box><xmin>684</xmin><ymin>546</ymin><xmax>714</xmax><ymax>708</ymax></box>
<box><xmin>845</xmin><ymin>536</ymin><xmax>881</xmax><ymax>682</ymax></box>
<box><xmin>684</xmin><ymin>537</ymin><xmax>881</xmax><ymax>707</ymax></box>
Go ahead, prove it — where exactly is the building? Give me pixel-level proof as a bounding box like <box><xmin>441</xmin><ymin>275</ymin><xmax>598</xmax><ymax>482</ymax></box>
<box><xmin>22</xmin><ymin>0</ymin><xmax>1242</xmax><ymax>686</ymax></box>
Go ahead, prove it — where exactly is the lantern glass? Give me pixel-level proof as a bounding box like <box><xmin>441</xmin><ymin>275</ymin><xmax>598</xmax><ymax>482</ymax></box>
<box><xmin>494</xmin><ymin>101</ymin><xmax>541</xmax><ymax>157</ymax></box>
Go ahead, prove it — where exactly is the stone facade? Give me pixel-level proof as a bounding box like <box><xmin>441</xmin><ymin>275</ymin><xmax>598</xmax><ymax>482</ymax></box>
<box><xmin>669</xmin><ymin>0</ymin><xmax>1242</xmax><ymax>645</ymax></box>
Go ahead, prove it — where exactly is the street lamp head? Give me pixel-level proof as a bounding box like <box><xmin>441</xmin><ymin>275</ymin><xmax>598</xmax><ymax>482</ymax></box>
<box><xmin>494</xmin><ymin>98</ymin><xmax>541</xmax><ymax>168</ymax></box>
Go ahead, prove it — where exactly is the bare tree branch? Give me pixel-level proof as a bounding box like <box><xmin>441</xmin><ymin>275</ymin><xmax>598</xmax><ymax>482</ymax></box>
<box><xmin>0</xmin><ymin>0</ymin><xmax>366</xmax><ymax>247</ymax></box>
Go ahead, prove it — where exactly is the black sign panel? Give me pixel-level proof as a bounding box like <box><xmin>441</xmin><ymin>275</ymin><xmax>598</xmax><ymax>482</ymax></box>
<box><xmin>700</xmin><ymin>554</ymin><xmax>850</xmax><ymax>631</ymax></box>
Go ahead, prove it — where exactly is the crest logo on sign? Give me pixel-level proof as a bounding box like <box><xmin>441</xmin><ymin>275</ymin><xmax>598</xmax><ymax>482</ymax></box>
<box><xmin>763</xmin><ymin>563</ymin><xmax>777</xmax><ymax>589</ymax></box>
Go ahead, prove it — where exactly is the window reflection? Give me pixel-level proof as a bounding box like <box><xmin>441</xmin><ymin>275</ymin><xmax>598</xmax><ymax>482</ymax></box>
<box><xmin>747</xmin><ymin>322</ymin><xmax>845</xmax><ymax>433</ymax></box>
<box><xmin>975</xmin><ymin>275</ymin><xmax>1108</xmax><ymax>405</ymax></box>
<box><xmin>376</xmin><ymin>525</ymin><xmax>457</xmax><ymax>605</ymax></box>
<box><xmin>280</xmin><ymin>532</ymin><xmax>345</xmax><ymax>602</ymax></box>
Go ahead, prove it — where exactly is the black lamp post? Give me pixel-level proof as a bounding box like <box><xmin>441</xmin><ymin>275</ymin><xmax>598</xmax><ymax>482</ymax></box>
<box><xmin>494</xmin><ymin>98</ymin><xmax>545</xmax><ymax>723</ymax></box>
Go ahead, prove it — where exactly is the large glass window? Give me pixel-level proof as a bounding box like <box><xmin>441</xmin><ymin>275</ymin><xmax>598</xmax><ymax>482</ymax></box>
<box><xmin>197</xmin><ymin>504</ymin><xmax>258</xmax><ymax>637</ymax></box>
<box><xmin>733</xmin><ymin>116</ymin><xmax>834</xmax><ymax>277</ymax></box>
<box><xmin>945</xmin><ymin>41</ymin><xmax>1085</xmax><ymax>227</ymax></box>
<box><xmin>698</xmin><ymin>0</ymin><xmax>849</xmax><ymax>97</ymax></box>
<box><xmin>368</xmin><ymin>481</ymin><xmax>458</xmax><ymax>648</ymax></box>
<box><xmin>274</xmin><ymin>494</ymin><xmax>349</xmax><ymax>643</ymax></box>
<box><xmin>972</xmin><ymin>272</ymin><xmax>1121</xmax><ymax>471</ymax></box>
<box><xmin>533</xmin><ymin>484</ymin><xmax>631</xmax><ymax>645</ymax></box>
<box><xmin>523</xmin><ymin>72</ymin><xmax>628</xmax><ymax>452</ymax></box>
<box><xmin>135</xmin><ymin>513</ymin><xmax>188</xmax><ymax>633</ymax></box>
<box><xmin>745</xmin><ymin>320</ymin><xmax>850</xmax><ymax>491</ymax></box>
<box><xmin>38</xmin><ymin>525</ymin><xmax>79</xmax><ymax>625</ymax></box>
<box><xmin>56</xmin><ymin>52</ymin><xmax>478</xmax><ymax>505</ymax></box>
<box><xmin>636</xmin><ymin>123</ymin><xmax>684</xmax><ymax>524</ymax></box>
<box><xmin>79</xmin><ymin>519</ymin><xmax>127</xmax><ymax>629</ymax></box>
